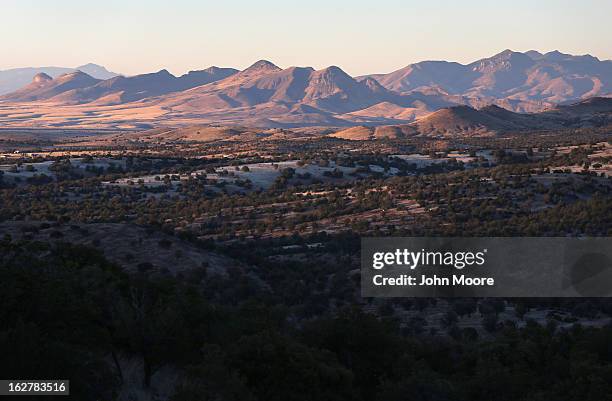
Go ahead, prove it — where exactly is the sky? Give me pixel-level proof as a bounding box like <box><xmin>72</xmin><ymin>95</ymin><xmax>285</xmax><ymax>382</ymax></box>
<box><xmin>1</xmin><ymin>0</ymin><xmax>611</xmax><ymax>76</ymax></box>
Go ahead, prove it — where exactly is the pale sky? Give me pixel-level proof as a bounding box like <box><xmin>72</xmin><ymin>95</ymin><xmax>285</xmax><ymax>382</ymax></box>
<box><xmin>2</xmin><ymin>0</ymin><xmax>611</xmax><ymax>76</ymax></box>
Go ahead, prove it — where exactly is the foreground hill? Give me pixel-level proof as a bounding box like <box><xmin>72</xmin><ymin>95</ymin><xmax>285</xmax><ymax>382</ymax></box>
<box><xmin>411</xmin><ymin>104</ymin><xmax>546</xmax><ymax>136</ymax></box>
<box><xmin>0</xmin><ymin>221</ymin><xmax>239</xmax><ymax>277</ymax></box>
<box><xmin>332</xmin><ymin>97</ymin><xmax>612</xmax><ymax>138</ymax></box>
<box><xmin>330</xmin><ymin>125</ymin><xmax>415</xmax><ymax>140</ymax></box>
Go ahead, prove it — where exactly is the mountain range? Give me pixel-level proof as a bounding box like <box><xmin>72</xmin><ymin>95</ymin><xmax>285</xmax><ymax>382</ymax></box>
<box><xmin>360</xmin><ymin>50</ymin><xmax>611</xmax><ymax>111</ymax></box>
<box><xmin>1</xmin><ymin>66</ymin><xmax>238</xmax><ymax>105</ymax></box>
<box><xmin>0</xmin><ymin>63</ymin><xmax>118</xmax><ymax>95</ymax></box>
<box><xmin>0</xmin><ymin>50</ymin><xmax>610</xmax><ymax>129</ymax></box>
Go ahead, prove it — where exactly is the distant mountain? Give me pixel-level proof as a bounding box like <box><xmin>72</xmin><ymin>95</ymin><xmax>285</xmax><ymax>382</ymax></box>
<box><xmin>0</xmin><ymin>66</ymin><xmax>239</xmax><ymax>105</ymax></box>
<box><xmin>360</xmin><ymin>50</ymin><xmax>612</xmax><ymax>111</ymax></box>
<box><xmin>363</xmin><ymin>61</ymin><xmax>475</xmax><ymax>94</ymax></box>
<box><xmin>0</xmin><ymin>63</ymin><xmax>118</xmax><ymax>95</ymax></box>
<box><xmin>165</xmin><ymin>62</ymin><xmax>390</xmax><ymax>112</ymax></box>
<box><xmin>0</xmin><ymin>71</ymin><xmax>101</xmax><ymax>102</ymax></box>
<box><xmin>0</xmin><ymin>51</ymin><xmax>609</xmax><ymax>129</ymax></box>
<box><xmin>177</xmin><ymin>66</ymin><xmax>239</xmax><ymax>89</ymax></box>
<box><xmin>153</xmin><ymin>60</ymin><xmax>457</xmax><ymax>126</ymax></box>
<box><xmin>75</xmin><ymin>63</ymin><xmax>117</xmax><ymax>80</ymax></box>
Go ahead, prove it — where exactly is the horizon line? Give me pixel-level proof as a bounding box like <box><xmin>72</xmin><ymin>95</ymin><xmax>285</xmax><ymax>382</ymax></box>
<box><xmin>1</xmin><ymin>48</ymin><xmax>610</xmax><ymax>78</ymax></box>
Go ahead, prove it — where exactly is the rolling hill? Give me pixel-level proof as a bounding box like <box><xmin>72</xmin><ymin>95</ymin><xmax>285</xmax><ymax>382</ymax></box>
<box><xmin>411</xmin><ymin>105</ymin><xmax>541</xmax><ymax>136</ymax></box>
<box><xmin>331</xmin><ymin>125</ymin><xmax>415</xmax><ymax>140</ymax></box>
<box><xmin>55</xmin><ymin>97</ymin><xmax>612</xmax><ymax>146</ymax></box>
<box><xmin>333</xmin><ymin>97</ymin><xmax>612</xmax><ymax>139</ymax></box>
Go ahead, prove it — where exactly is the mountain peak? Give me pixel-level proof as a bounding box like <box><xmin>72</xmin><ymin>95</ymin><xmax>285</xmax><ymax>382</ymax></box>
<box><xmin>361</xmin><ymin>76</ymin><xmax>387</xmax><ymax>92</ymax></box>
<box><xmin>525</xmin><ymin>50</ymin><xmax>544</xmax><ymax>60</ymax></box>
<box><xmin>32</xmin><ymin>72</ymin><xmax>53</xmax><ymax>83</ymax></box>
<box><xmin>74</xmin><ymin>63</ymin><xmax>118</xmax><ymax>80</ymax></box>
<box><xmin>542</xmin><ymin>50</ymin><xmax>600</xmax><ymax>63</ymax></box>
<box><xmin>77</xmin><ymin>63</ymin><xmax>101</xmax><ymax>69</ymax></box>
<box><xmin>202</xmin><ymin>66</ymin><xmax>222</xmax><ymax>73</ymax></box>
<box><xmin>317</xmin><ymin>66</ymin><xmax>352</xmax><ymax>79</ymax></box>
<box><xmin>59</xmin><ymin>70</ymin><xmax>95</xmax><ymax>80</ymax></box>
<box><xmin>489</xmin><ymin>49</ymin><xmax>528</xmax><ymax>61</ymax></box>
<box><xmin>130</xmin><ymin>69</ymin><xmax>175</xmax><ymax>79</ymax></box>
<box><xmin>470</xmin><ymin>49</ymin><xmax>534</xmax><ymax>73</ymax></box>
<box><xmin>183</xmin><ymin>66</ymin><xmax>238</xmax><ymax>77</ymax></box>
<box><xmin>244</xmin><ymin>60</ymin><xmax>281</xmax><ymax>72</ymax></box>
<box><xmin>544</xmin><ymin>50</ymin><xmax>566</xmax><ymax>58</ymax></box>
<box><xmin>321</xmin><ymin>65</ymin><xmax>344</xmax><ymax>73</ymax></box>
<box><xmin>497</xmin><ymin>49</ymin><xmax>515</xmax><ymax>56</ymax></box>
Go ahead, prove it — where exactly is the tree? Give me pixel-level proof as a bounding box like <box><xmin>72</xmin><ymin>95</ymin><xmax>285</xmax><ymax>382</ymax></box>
<box><xmin>229</xmin><ymin>333</ymin><xmax>355</xmax><ymax>401</ymax></box>
<box><xmin>482</xmin><ymin>313</ymin><xmax>498</xmax><ymax>333</ymax></box>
